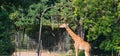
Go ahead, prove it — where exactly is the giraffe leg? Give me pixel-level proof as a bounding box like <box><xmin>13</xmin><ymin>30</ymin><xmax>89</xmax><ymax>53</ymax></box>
<box><xmin>74</xmin><ymin>43</ymin><xmax>78</xmax><ymax>56</ymax></box>
<box><xmin>85</xmin><ymin>50</ymin><xmax>90</xmax><ymax>56</ymax></box>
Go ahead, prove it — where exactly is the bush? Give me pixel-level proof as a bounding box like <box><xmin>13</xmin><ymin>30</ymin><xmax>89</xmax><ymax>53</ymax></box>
<box><xmin>0</xmin><ymin>40</ymin><xmax>15</xmax><ymax>55</ymax></box>
<box><xmin>0</xmin><ymin>11</ymin><xmax>15</xmax><ymax>55</ymax></box>
<box><xmin>72</xmin><ymin>51</ymin><xmax>85</xmax><ymax>56</ymax></box>
<box><xmin>78</xmin><ymin>51</ymin><xmax>85</xmax><ymax>56</ymax></box>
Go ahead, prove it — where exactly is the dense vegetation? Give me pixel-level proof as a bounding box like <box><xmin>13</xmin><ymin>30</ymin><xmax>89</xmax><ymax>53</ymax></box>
<box><xmin>0</xmin><ymin>0</ymin><xmax>119</xmax><ymax>55</ymax></box>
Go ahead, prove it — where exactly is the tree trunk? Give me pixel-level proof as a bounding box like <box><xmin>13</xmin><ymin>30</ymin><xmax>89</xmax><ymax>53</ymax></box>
<box><xmin>21</xmin><ymin>28</ymin><xmax>25</xmax><ymax>47</ymax></box>
<box><xmin>78</xmin><ymin>19</ymin><xmax>85</xmax><ymax>39</ymax></box>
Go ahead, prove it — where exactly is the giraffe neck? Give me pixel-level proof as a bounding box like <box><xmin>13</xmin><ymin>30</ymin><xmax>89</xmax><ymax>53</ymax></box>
<box><xmin>65</xmin><ymin>26</ymin><xmax>83</xmax><ymax>41</ymax></box>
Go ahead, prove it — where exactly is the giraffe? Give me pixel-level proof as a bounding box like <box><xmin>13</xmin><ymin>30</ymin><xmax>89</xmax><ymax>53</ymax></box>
<box><xmin>60</xmin><ymin>23</ymin><xmax>91</xmax><ymax>56</ymax></box>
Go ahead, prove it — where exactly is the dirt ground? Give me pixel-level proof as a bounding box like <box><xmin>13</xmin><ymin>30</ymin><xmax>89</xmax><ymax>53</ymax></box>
<box><xmin>12</xmin><ymin>51</ymin><xmax>60</xmax><ymax>56</ymax></box>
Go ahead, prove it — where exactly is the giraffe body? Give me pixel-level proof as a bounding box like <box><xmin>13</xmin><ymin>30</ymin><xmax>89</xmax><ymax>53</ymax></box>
<box><xmin>60</xmin><ymin>23</ymin><xmax>91</xmax><ymax>56</ymax></box>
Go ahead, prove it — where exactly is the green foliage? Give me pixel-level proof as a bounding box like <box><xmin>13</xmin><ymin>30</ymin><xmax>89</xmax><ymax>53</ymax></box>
<box><xmin>0</xmin><ymin>0</ymin><xmax>120</xmax><ymax>55</ymax></box>
<box><xmin>9</xmin><ymin>0</ymin><xmax>49</xmax><ymax>28</ymax></box>
<box><xmin>73</xmin><ymin>0</ymin><xmax>120</xmax><ymax>53</ymax></box>
<box><xmin>48</xmin><ymin>0</ymin><xmax>77</xmax><ymax>30</ymax></box>
<box><xmin>78</xmin><ymin>51</ymin><xmax>85</xmax><ymax>56</ymax></box>
<box><xmin>9</xmin><ymin>7</ymin><xmax>36</xmax><ymax>28</ymax></box>
<box><xmin>0</xmin><ymin>6</ymin><xmax>15</xmax><ymax>55</ymax></box>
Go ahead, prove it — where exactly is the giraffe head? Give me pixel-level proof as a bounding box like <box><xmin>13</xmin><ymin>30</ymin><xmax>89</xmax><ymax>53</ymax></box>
<box><xmin>59</xmin><ymin>23</ymin><xmax>68</xmax><ymax>28</ymax></box>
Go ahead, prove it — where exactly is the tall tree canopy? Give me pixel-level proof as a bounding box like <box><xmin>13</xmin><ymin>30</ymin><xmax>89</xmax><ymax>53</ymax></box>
<box><xmin>73</xmin><ymin>0</ymin><xmax>120</xmax><ymax>54</ymax></box>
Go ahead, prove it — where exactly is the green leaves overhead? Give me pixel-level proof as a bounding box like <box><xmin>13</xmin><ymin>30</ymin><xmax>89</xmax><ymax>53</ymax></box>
<box><xmin>9</xmin><ymin>8</ymin><xmax>34</xmax><ymax>27</ymax></box>
<box><xmin>49</xmin><ymin>1</ymin><xmax>74</xmax><ymax>23</ymax></box>
<box><xmin>9</xmin><ymin>0</ymin><xmax>49</xmax><ymax>28</ymax></box>
<box><xmin>73</xmin><ymin>0</ymin><xmax>120</xmax><ymax>52</ymax></box>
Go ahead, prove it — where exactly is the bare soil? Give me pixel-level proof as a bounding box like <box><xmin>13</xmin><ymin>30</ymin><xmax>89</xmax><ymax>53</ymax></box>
<box><xmin>12</xmin><ymin>51</ymin><xmax>60</xmax><ymax>56</ymax></box>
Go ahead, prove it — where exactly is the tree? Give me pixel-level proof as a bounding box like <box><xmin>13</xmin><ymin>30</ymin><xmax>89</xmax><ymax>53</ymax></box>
<box><xmin>0</xmin><ymin>5</ymin><xmax>15</xmax><ymax>55</ymax></box>
<box><xmin>73</xmin><ymin>0</ymin><xmax>120</xmax><ymax>55</ymax></box>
